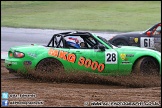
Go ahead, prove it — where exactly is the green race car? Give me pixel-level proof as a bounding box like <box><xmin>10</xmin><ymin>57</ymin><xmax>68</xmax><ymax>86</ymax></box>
<box><xmin>5</xmin><ymin>31</ymin><xmax>161</xmax><ymax>76</ymax></box>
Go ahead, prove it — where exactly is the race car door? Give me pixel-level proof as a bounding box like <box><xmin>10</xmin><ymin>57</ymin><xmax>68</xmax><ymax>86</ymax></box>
<box><xmin>69</xmin><ymin>48</ymin><xmax>119</xmax><ymax>76</ymax></box>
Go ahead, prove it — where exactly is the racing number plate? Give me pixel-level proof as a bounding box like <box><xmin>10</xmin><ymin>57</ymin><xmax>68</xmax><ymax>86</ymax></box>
<box><xmin>105</xmin><ymin>51</ymin><xmax>117</xmax><ymax>64</ymax></box>
<box><xmin>140</xmin><ymin>37</ymin><xmax>154</xmax><ymax>48</ymax></box>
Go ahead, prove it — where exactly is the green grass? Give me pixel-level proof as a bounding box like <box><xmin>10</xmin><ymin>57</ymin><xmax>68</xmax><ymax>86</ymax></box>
<box><xmin>1</xmin><ymin>1</ymin><xmax>161</xmax><ymax>32</ymax></box>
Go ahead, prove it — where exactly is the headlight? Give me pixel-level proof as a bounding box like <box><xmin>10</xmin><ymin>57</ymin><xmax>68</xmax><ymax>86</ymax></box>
<box><xmin>13</xmin><ymin>52</ymin><xmax>25</xmax><ymax>58</ymax></box>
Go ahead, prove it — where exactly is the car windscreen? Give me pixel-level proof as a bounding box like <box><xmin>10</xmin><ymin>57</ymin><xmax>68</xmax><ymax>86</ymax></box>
<box><xmin>97</xmin><ymin>36</ymin><xmax>113</xmax><ymax>48</ymax></box>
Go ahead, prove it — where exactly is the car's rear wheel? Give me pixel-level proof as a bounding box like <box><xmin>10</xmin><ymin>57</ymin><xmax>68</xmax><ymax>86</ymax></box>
<box><xmin>132</xmin><ymin>57</ymin><xmax>159</xmax><ymax>75</ymax></box>
<box><xmin>36</xmin><ymin>58</ymin><xmax>64</xmax><ymax>73</ymax></box>
<box><xmin>113</xmin><ymin>39</ymin><xmax>128</xmax><ymax>46</ymax></box>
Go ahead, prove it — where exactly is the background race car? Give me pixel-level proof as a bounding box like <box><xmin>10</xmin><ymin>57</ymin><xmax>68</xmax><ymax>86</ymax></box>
<box><xmin>108</xmin><ymin>22</ymin><xmax>161</xmax><ymax>52</ymax></box>
<box><xmin>5</xmin><ymin>32</ymin><xmax>161</xmax><ymax>77</ymax></box>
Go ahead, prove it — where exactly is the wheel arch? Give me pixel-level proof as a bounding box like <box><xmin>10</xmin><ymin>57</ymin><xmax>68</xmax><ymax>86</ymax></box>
<box><xmin>111</xmin><ymin>36</ymin><xmax>130</xmax><ymax>46</ymax></box>
<box><xmin>132</xmin><ymin>55</ymin><xmax>160</xmax><ymax>74</ymax></box>
<box><xmin>35</xmin><ymin>57</ymin><xmax>64</xmax><ymax>70</ymax></box>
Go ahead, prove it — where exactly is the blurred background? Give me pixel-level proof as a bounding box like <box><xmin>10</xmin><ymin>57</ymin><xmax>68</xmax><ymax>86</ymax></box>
<box><xmin>1</xmin><ymin>1</ymin><xmax>161</xmax><ymax>32</ymax></box>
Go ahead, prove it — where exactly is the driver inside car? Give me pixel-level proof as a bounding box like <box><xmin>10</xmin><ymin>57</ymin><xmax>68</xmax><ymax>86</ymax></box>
<box><xmin>80</xmin><ymin>42</ymin><xmax>87</xmax><ymax>49</ymax></box>
<box><xmin>66</xmin><ymin>36</ymin><xmax>80</xmax><ymax>49</ymax></box>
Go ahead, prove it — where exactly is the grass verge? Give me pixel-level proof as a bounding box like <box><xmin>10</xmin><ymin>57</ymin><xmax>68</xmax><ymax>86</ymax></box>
<box><xmin>1</xmin><ymin>1</ymin><xmax>161</xmax><ymax>32</ymax></box>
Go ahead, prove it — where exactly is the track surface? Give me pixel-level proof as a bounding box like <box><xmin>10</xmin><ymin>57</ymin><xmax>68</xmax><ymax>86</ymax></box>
<box><xmin>1</xmin><ymin>60</ymin><xmax>161</xmax><ymax>107</ymax></box>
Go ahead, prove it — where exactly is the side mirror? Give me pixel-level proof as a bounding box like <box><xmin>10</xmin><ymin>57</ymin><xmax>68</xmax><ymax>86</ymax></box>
<box><xmin>146</xmin><ymin>31</ymin><xmax>152</xmax><ymax>36</ymax></box>
<box><xmin>99</xmin><ymin>45</ymin><xmax>105</xmax><ymax>51</ymax></box>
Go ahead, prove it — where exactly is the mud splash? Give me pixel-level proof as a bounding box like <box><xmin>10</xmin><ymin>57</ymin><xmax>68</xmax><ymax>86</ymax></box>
<box><xmin>19</xmin><ymin>68</ymin><xmax>161</xmax><ymax>88</ymax></box>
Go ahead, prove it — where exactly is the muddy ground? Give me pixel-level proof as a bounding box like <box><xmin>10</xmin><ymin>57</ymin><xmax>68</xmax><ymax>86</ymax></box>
<box><xmin>1</xmin><ymin>60</ymin><xmax>161</xmax><ymax>107</ymax></box>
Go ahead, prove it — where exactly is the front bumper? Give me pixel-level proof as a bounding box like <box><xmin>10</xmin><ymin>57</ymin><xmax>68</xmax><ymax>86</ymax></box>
<box><xmin>5</xmin><ymin>58</ymin><xmax>32</xmax><ymax>74</ymax></box>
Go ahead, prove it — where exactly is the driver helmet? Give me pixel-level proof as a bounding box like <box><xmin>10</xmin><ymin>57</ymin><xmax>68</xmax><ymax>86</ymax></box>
<box><xmin>66</xmin><ymin>36</ymin><xmax>80</xmax><ymax>48</ymax></box>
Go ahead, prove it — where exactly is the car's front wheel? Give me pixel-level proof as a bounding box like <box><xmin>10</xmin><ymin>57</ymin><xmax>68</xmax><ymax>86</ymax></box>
<box><xmin>36</xmin><ymin>58</ymin><xmax>64</xmax><ymax>73</ymax></box>
<box><xmin>132</xmin><ymin>57</ymin><xmax>160</xmax><ymax>75</ymax></box>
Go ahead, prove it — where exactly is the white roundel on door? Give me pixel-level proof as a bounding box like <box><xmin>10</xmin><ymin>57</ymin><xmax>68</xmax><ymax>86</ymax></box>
<box><xmin>140</xmin><ymin>37</ymin><xmax>154</xmax><ymax>48</ymax></box>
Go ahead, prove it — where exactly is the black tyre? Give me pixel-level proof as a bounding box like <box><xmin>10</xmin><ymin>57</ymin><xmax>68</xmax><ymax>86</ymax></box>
<box><xmin>133</xmin><ymin>57</ymin><xmax>159</xmax><ymax>75</ymax></box>
<box><xmin>113</xmin><ymin>39</ymin><xmax>128</xmax><ymax>46</ymax></box>
<box><xmin>36</xmin><ymin>58</ymin><xmax>64</xmax><ymax>73</ymax></box>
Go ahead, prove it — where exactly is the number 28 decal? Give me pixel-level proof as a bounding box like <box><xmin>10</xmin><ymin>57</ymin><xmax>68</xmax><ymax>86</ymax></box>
<box><xmin>105</xmin><ymin>52</ymin><xmax>117</xmax><ymax>64</ymax></box>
